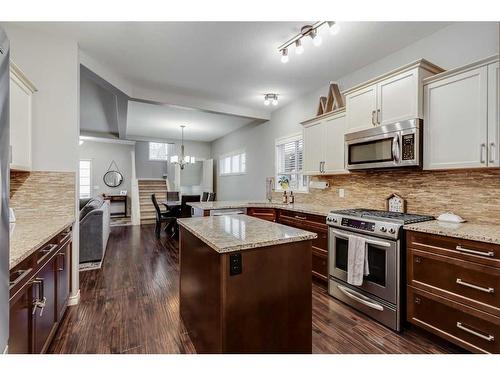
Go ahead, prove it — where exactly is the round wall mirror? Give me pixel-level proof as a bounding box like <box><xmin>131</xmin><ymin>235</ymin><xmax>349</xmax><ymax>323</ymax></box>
<box><xmin>103</xmin><ymin>170</ymin><xmax>123</xmax><ymax>188</ymax></box>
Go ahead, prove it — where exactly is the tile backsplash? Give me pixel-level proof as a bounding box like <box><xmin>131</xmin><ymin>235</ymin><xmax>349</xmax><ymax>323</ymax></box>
<box><xmin>10</xmin><ymin>171</ymin><xmax>76</xmax><ymax>220</ymax></box>
<box><xmin>274</xmin><ymin>169</ymin><xmax>500</xmax><ymax>225</ymax></box>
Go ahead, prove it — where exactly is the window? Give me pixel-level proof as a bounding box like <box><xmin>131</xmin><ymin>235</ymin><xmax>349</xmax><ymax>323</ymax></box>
<box><xmin>219</xmin><ymin>150</ymin><xmax>246</xmax><ymax>176</ymax></box>
<box><xmin>149</xmin><ymin>142</ymin><xmax>169</xmax><ymax>161</ymax></box>
<box><xmin>79</xmin><ymin>160</ymin><xmax>92</xmax><ymax>198</ymax></box>
<box><xmin>275</xmin><ymin>133</ymin><xmax>308</xmax><ymax>192</ymax></box>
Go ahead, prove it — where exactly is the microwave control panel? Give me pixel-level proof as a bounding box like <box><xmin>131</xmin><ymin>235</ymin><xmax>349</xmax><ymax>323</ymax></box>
<box><xmin>401</xmin><ymin>134</ymin><xmax>415</xmax><ymax>160</ymax></box>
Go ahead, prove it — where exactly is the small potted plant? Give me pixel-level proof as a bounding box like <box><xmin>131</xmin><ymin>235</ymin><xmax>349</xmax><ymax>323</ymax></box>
<box><xmin>278</xmin><ymin>176</ymin><xmax>289</xmax><ymax>190</ymax></box>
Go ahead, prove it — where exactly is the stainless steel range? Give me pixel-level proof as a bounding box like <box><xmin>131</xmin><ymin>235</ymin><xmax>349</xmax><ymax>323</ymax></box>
<box><xmin>326</xmin><ymin>209</ymin><xmax>434</xmax><ymax>331</ymax></box>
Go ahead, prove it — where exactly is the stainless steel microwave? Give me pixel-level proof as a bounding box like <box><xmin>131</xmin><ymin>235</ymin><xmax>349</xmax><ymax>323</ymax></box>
<box><xmin>345</xmin><ymin>119</ymin><xmax>422</xmax><ymax>170</ymax></box>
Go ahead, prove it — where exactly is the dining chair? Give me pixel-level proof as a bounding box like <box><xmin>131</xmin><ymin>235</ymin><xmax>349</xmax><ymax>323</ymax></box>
<box><xmin>180</xmin><ymin>194</ymin><xmax>201</xmax><ymax>217</ymax></box>
<box><xmin>201</xmin><ymin>192</ymin><xmax>209</xmax><ymax>202</ymax></box>
<box><xmin>207</xmin><ymin>192</ymin><xmax>216</xmax><ymax>202</ymax></box>
<box><xmin>151</xmin><ymin>194</ymin><xmax>176</xmax><ymax>239</ymax></box>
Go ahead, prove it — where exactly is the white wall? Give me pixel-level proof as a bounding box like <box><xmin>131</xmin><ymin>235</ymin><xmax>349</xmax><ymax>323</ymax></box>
<box><xmin>211</xmin><ymin>22</ymin><xmax>500</xmax><ymax>201</ymax></box>
<box><xmin>1</xmin><ymin>23</ymin><xmax>81</xmax><ymax>310</ymax></box>
<box><xmin>79</xmin><ymin>140</ymin><xmax>134</xmax><ymax>215</ymax></box>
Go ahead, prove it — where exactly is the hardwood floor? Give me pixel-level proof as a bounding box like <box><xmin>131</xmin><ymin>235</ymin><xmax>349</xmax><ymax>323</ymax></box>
<box><xmin>48</xmin><ymin>224</ymin><xmax>462</xmax><ymax>354</ymax></box>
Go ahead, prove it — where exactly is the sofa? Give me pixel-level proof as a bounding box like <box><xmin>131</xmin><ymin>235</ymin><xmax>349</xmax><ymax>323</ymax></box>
<box><xmin>79</xmin><ymin>197</ymin><xmax>110</xmax><ymax>264</ymax></box>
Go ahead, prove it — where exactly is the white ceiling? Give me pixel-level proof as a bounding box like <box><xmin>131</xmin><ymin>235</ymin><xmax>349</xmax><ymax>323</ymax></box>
<box><xmin>23</xmin><ymin>22</ymin><xmax>451</xmax><ymax>114</ymax></box>
<box><xmin>126</xmin><ymin>100</ymin><xmax>256</xmax><ymax>142</ymax></box>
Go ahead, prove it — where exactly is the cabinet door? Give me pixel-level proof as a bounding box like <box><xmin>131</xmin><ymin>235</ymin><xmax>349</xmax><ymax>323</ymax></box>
<box><xmin>424</xmin><ymin>66</ymin><xmax>488</xmax><ymax>170</ymax></box>
<box><xmin>33</xmin><ymin>257</ymin><xmax>57</xmax><ymax>353</ymax></box>
<box><xmin>56</xmin><ymin>242</ymin><xmax>71</xmax><ymax>321</ymax></box>
<box><xmin>377</xmin><ymin>69</ymin><xmax>418</xmax><ymax>125</ymax></box>
<box><xmin>487</xmin><ymin>62</ymin><xmax>499</xmax><ymax>167</ymax></box>
<box><xmin>9</xmin><ymin>73</ymin><xmax>33</xmax><ymax>171</ymax></box>
<box><xmin>323</xmin><ymin>114</ymin><xmax>347</xmax><ymax>174</ymax></box>
<box><xmin>303</xmin><ymin>121</ymin><xmax>325</xmax><ymax>175</ymax></box>
<box><xmin>8</xmin><ymin>283</ymin><xmax>34</xmax><ymax>353</ymax></box>
<box><xmin>345</xmin><ymin>84</ymin><xmax>377</xmax><ymax>132</ymax></box>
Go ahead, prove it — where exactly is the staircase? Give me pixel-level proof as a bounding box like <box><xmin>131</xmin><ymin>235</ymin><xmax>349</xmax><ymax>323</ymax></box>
<box><xmin>138</xmin><ymin>179</ymin><xmax>168</xmax><ymax>224</ymax></box>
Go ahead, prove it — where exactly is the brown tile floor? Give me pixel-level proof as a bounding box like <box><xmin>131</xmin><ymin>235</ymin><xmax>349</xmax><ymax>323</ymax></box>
<box><xmin>48</xmin><ymin>224</ymin><xmax>462</xmax><ymax>354</ymax></box>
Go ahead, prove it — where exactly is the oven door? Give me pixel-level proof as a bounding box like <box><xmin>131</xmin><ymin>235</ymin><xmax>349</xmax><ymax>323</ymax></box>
<box><xmin>345</xmin><ymin>131</ymin><xmax>401</xmax><ymax>170</ymax></box>
<box><xmin>328</xmin><ymin>227</ymin><xmax>399</xmax><ymax>304</ymax></box>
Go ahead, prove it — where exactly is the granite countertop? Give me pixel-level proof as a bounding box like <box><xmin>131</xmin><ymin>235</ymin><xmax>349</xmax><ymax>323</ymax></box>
<box><xmin>10</xmin><ymin>215</ymin><xmax>75</xmax><ymax>269</ymax></box>
<box><xmin>187</xmin><ymin>200</ymin><xmax>332</xmax><ymax>217</ymax></box>
<box><xmin>404</xmin><ymin>220</ymin><xmax>500</xmax><ymax>245</ymax></box>
<box><xmin>177</xmin><ymin>214</ymin><xmax>318</xmax><ymax>253</ymax></box>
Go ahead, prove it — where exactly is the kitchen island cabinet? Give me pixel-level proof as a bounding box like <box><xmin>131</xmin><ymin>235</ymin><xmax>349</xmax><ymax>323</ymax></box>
<box><xmin>178</xmin><ymin>215</ymin><xmax>316</xmax><ymax>353</ymax></box>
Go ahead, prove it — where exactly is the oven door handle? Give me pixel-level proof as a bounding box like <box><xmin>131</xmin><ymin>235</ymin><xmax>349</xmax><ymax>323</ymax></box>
<box><xmin>337</xmin><ymin>285</ymin><xmax>384</xmax><ymax>311</ymax></box>
<box><xmin>330</xmin><ymin>229</ymin><xmax>392</xmax><ymax>248</ymax></box>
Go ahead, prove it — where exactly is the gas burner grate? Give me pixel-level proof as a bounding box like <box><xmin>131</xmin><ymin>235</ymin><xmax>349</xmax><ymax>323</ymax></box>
<box><xmin>329</xmin><ymin>208</ymin><xmax>434</xmax><ymax>225</ymax></box>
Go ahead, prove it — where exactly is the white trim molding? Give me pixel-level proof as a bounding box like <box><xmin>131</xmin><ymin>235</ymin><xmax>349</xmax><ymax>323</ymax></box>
<box><xmin>68</xmin><ymin>289</ymin><xmax>81</xmax><ymax>306</ymax></box>
<box><xmin>79</xmin><ymin>136</ymin><xmax>136</xmax><ymax>146</ymax></box>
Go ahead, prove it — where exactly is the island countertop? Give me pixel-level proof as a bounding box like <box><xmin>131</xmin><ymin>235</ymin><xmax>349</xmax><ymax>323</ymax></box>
<box><xmin>10</xmin><ymin>215</ymin><xmax>74</xmax><ymax>269</ymax></box>
<box><xmin>177</xmin><ymin>214</ymin><xmax>317</xmax><ymax>253</ymax></box>
<box><xmin>187</xmin><ymin>200</ymin><xmax>332</xmax><ymax>217</ymax></box>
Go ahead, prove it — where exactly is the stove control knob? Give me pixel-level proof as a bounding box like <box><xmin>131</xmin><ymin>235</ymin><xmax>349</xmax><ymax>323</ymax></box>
<box><xmin>388</xmin><ymin>228</ymin><xmax>396</xmax><ymax>234</ymax></box>
<box><xmin>380</xmin><ymin>226</ymin><xmax>387</xmax><ymax>232</ymax></box>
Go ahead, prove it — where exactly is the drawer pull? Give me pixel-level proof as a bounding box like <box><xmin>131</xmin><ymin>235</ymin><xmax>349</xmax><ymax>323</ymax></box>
<box><xmin>456</xmin><ymin>245</ymin><xmax>494</xmax><ymax>257</ymax></box>
<box><xmin>9</xmin><ymin>268</ymin><xmax>32</xmax><ymax>289</ymax></box>
<box><xmin>456</xmin><ymin>278</ymin><xmax>494</xmax><ymax>294</ymax></box>
<box><xmin>294</xmin><ymin>215</ymin><xmax>307</xmax><ymax>220</ymax></box>
<box><xmin>456</xmin><ymin>322</ymin><xmax>495</xmax><ymax>342</ymax></box>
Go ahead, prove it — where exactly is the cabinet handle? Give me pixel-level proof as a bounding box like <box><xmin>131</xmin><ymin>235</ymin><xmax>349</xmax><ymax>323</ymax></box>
<box><xmin>321</xmin><ymin>161</ymin><xmax>325</xmax><ymax>173</ymax></box>
<box><xmin>490</xmin><ymin>142</ymin><xmax>495</xmax><ymax>163</ymax></box>
<box><xmin>57</xmin><ymin>252</ymin><xmax>65</xmax><ymax>272</ymax></box>
<box><xmin>31</xmin><ymin>278</ymin><xmax>46</xmax><ymax>317</ymax></box>
<box><xmin>456</xmin><ymin>278</ymin><xmax>494</xmax><ymax>294</ymax></box>
<box><xmin>456</xmin><ymin>322</ymin><xmax>494</xmax><ymax>342</ymax></box>
<box><xmin>294</xmin><ymin>215</ymin><xmax>307</xmax><ymax>220</ymax></box>
<box><xmin>480</xmin><ymin>143</ymin><xmax>486</xmax><ymax>163</ymax></box>
<box><xmin>371</xmin><ymin>110</ymin><xmax>376</xmax><ymax>126</ymax></box>
<box><xmin>456</xmin><ymin>245</ymin><xmax>494</xmax><ymax>257</ymax></box>
<box><xmin>9</xmin><ymin>268</ymin><xmax>32</xmax><ymax>289</ymax></box>
<box><xmin>376</xmin><ymin>109</ymin><xmax>381</xmax><ymax>124</ymax></box>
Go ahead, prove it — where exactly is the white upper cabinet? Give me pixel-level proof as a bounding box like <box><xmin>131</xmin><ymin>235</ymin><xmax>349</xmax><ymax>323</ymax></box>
<box><xmin>9</xmin><ymin>62</ymin><xmax>37</xmax><ymax>171</ymax></box>
<box><xmin>345</xmin><ymin>85</ymin><xmax>377</xmax><ymax>132</ymax></box>
<box><xmin>487</xmin><ymin>61</ymin><xmax>499</xmax><ymax>167</ymax></box>
<box><xmin>302</xmin><ymin>119</ymin><xmax>324</xmax><ymax>175</ymax></box>
<box><xmin>302</xmin><ymin>110</ymin><xmax>347</xmax><ymax>175</ymax></box>
<box><xmin>423</xmin><ymin>56</ymin><xmax>498</xmax><ymax>170</ymax></box>
<box><xmin>323</xmin><ymin>114</ymin><xmax>347</xmax><ymax>174</ymax></box>
<box><xmin>344</xmin><ymin>60</ymin><xmax>443</xmax><ymax>133</ymax></box>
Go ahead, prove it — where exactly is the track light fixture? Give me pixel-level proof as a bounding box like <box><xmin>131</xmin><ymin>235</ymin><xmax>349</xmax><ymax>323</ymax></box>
<box><xmin>264</xmin><ymin>93</ymin><xmax>279</xmax><ymax>106</ymax></box>
<box><xmin>278</xmin><ymin>21</ymin><xmax>339</xmax><ymax>63</ymax></box>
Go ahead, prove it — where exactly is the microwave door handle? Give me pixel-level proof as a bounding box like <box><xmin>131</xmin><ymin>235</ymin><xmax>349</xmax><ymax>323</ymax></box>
<box><xmin>392</xmin><ymin>135</ymin><xmax>400</xmax><ymax>163</ymax></box>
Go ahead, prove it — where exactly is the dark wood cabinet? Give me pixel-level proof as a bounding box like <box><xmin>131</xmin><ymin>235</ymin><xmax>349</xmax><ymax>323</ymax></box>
<box><xmin>407</xmin><ymin>230</ymin><xmax>500</xmax><ymax>353</ymax></box>
<box><xmin>278</xmin><ymin>210</ymin><xmax>328</xmax><ymax>285</ymax></box>
<box><xmin>8</xmin><ymin>225</ymin><xmax>73</xmax><ymax>354</ymax></box>
<box><xmin>247</xmin><ymin>207</ymin><xmax>277</xmax><ymax>222</ymax></box>
<box><xmin>8</xmin><ymin>281</ymin><xmax>33</xmax><ymax>354</ymax></box>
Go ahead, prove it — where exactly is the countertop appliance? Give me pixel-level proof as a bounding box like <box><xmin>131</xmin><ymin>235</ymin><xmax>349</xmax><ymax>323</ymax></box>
<box><xmin>0</xmin><ymin>26</ymin><xmax>9</xmax><ymax>353</ymax></box>
<box><xmin>345</xmin><ymin>119</ymin><xmax>422</xmax><ymax>170</ymax></box>
<box><xmin>326</xmin><ymin>208</ymin><xmax>434</xmax><ymax>331</ymax></box>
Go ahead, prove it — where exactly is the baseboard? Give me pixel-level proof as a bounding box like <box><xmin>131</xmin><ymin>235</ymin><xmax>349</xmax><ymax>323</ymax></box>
<box><xmin>68</xmin><ymin>289</ymin><xmax>80</xmax><ymax>306</ymax></box>
<box><xmin>2</xmin><ymin>345</ymin><xmax>8</xmax><ymax>354</ymax></box>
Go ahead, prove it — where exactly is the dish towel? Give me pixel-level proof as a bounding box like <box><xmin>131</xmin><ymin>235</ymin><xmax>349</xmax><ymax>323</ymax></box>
<box><xmin>347</xmin><ymin>235</ymin><xmax>369</xmax><ymax>286</ymax></box>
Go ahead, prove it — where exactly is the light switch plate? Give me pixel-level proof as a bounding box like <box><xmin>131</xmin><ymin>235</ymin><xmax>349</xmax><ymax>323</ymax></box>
<box><xmin>338</xmin><ymin>188</ymin><xmax>345</xmax><ymax>198</ymax></box>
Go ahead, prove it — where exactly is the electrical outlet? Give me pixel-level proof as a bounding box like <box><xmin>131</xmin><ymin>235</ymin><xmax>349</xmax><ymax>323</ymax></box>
<box><xmin>338</xmin><ymin>188</ymin><xmax>345</xmax><ymax>198</ymax></box>
<box><xmin>229</xmin><ymin>253</ymin><xmax>242</xmax><ymax>276</ymax></box>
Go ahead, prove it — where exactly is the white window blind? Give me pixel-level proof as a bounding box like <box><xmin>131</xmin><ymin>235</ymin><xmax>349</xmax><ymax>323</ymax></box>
<box><xmin>149</xmin><ymin>142</ymin><xmax>170</xmax><ymax>161</ymax></box>
<box><xmin>219</xmin><ymin>150</ymin><xmax>246</xmax><ymax>176</ymax></box>
<box><xmin>275</xmin><ymin>134</ymin><xmax>308</xmax><ymax>192</ymax></box>
<box><xmin>79</xmin><ymin>160</ymin><xmax>92</xmax><ymax>199</ymax></box>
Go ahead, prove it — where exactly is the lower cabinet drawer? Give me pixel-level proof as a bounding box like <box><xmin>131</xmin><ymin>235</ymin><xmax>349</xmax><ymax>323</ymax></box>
<box><xmin>312</xmin><ymin>249</ymin><xmax>328</xmax><ymax>282</ymax></box>
<box><xmin>408</xmin><ymin>287</ymin><xmax>500</xmax><ymax>353</ymax></box>
<box><xmin>408</xmin><ymin>248</ymin><xmax>500</xmax><ymax>316</ymax></box>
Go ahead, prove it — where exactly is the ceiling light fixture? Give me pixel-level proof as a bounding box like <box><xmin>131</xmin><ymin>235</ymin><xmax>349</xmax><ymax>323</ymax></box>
<box><xmin>328</xmin><ymin>21</ymin><xmax>340</xmax><ymax>35</ymax></box>
<box><xmin>295</xmin><ymin>39</ymin><xmax>304</xmax><ymax>55</ymax></box>
<box><xmin>277</xmin><ymin>21</ymin><xmax>339</xmax><ymax>63</ymax></box>
<box><xmin>170</xmin><ymin>125</ymin><xmax>195</xmax><ymax>170</ymax></box>
<box><xmin>264</xmin><ymin>93</ymin><xmax>278</xmax><ymax>106</ymax></box>
<box><xmin>280</xmin><ymin>48</ymin><xmax>289</xmax><ymax>64</ymax></box>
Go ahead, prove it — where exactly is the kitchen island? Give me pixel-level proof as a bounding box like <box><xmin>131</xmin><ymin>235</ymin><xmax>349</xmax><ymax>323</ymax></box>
<box><xmin>177</xmin><ymin>214</ymin><xmax>317</xmax><ymax>353</ymax></box>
